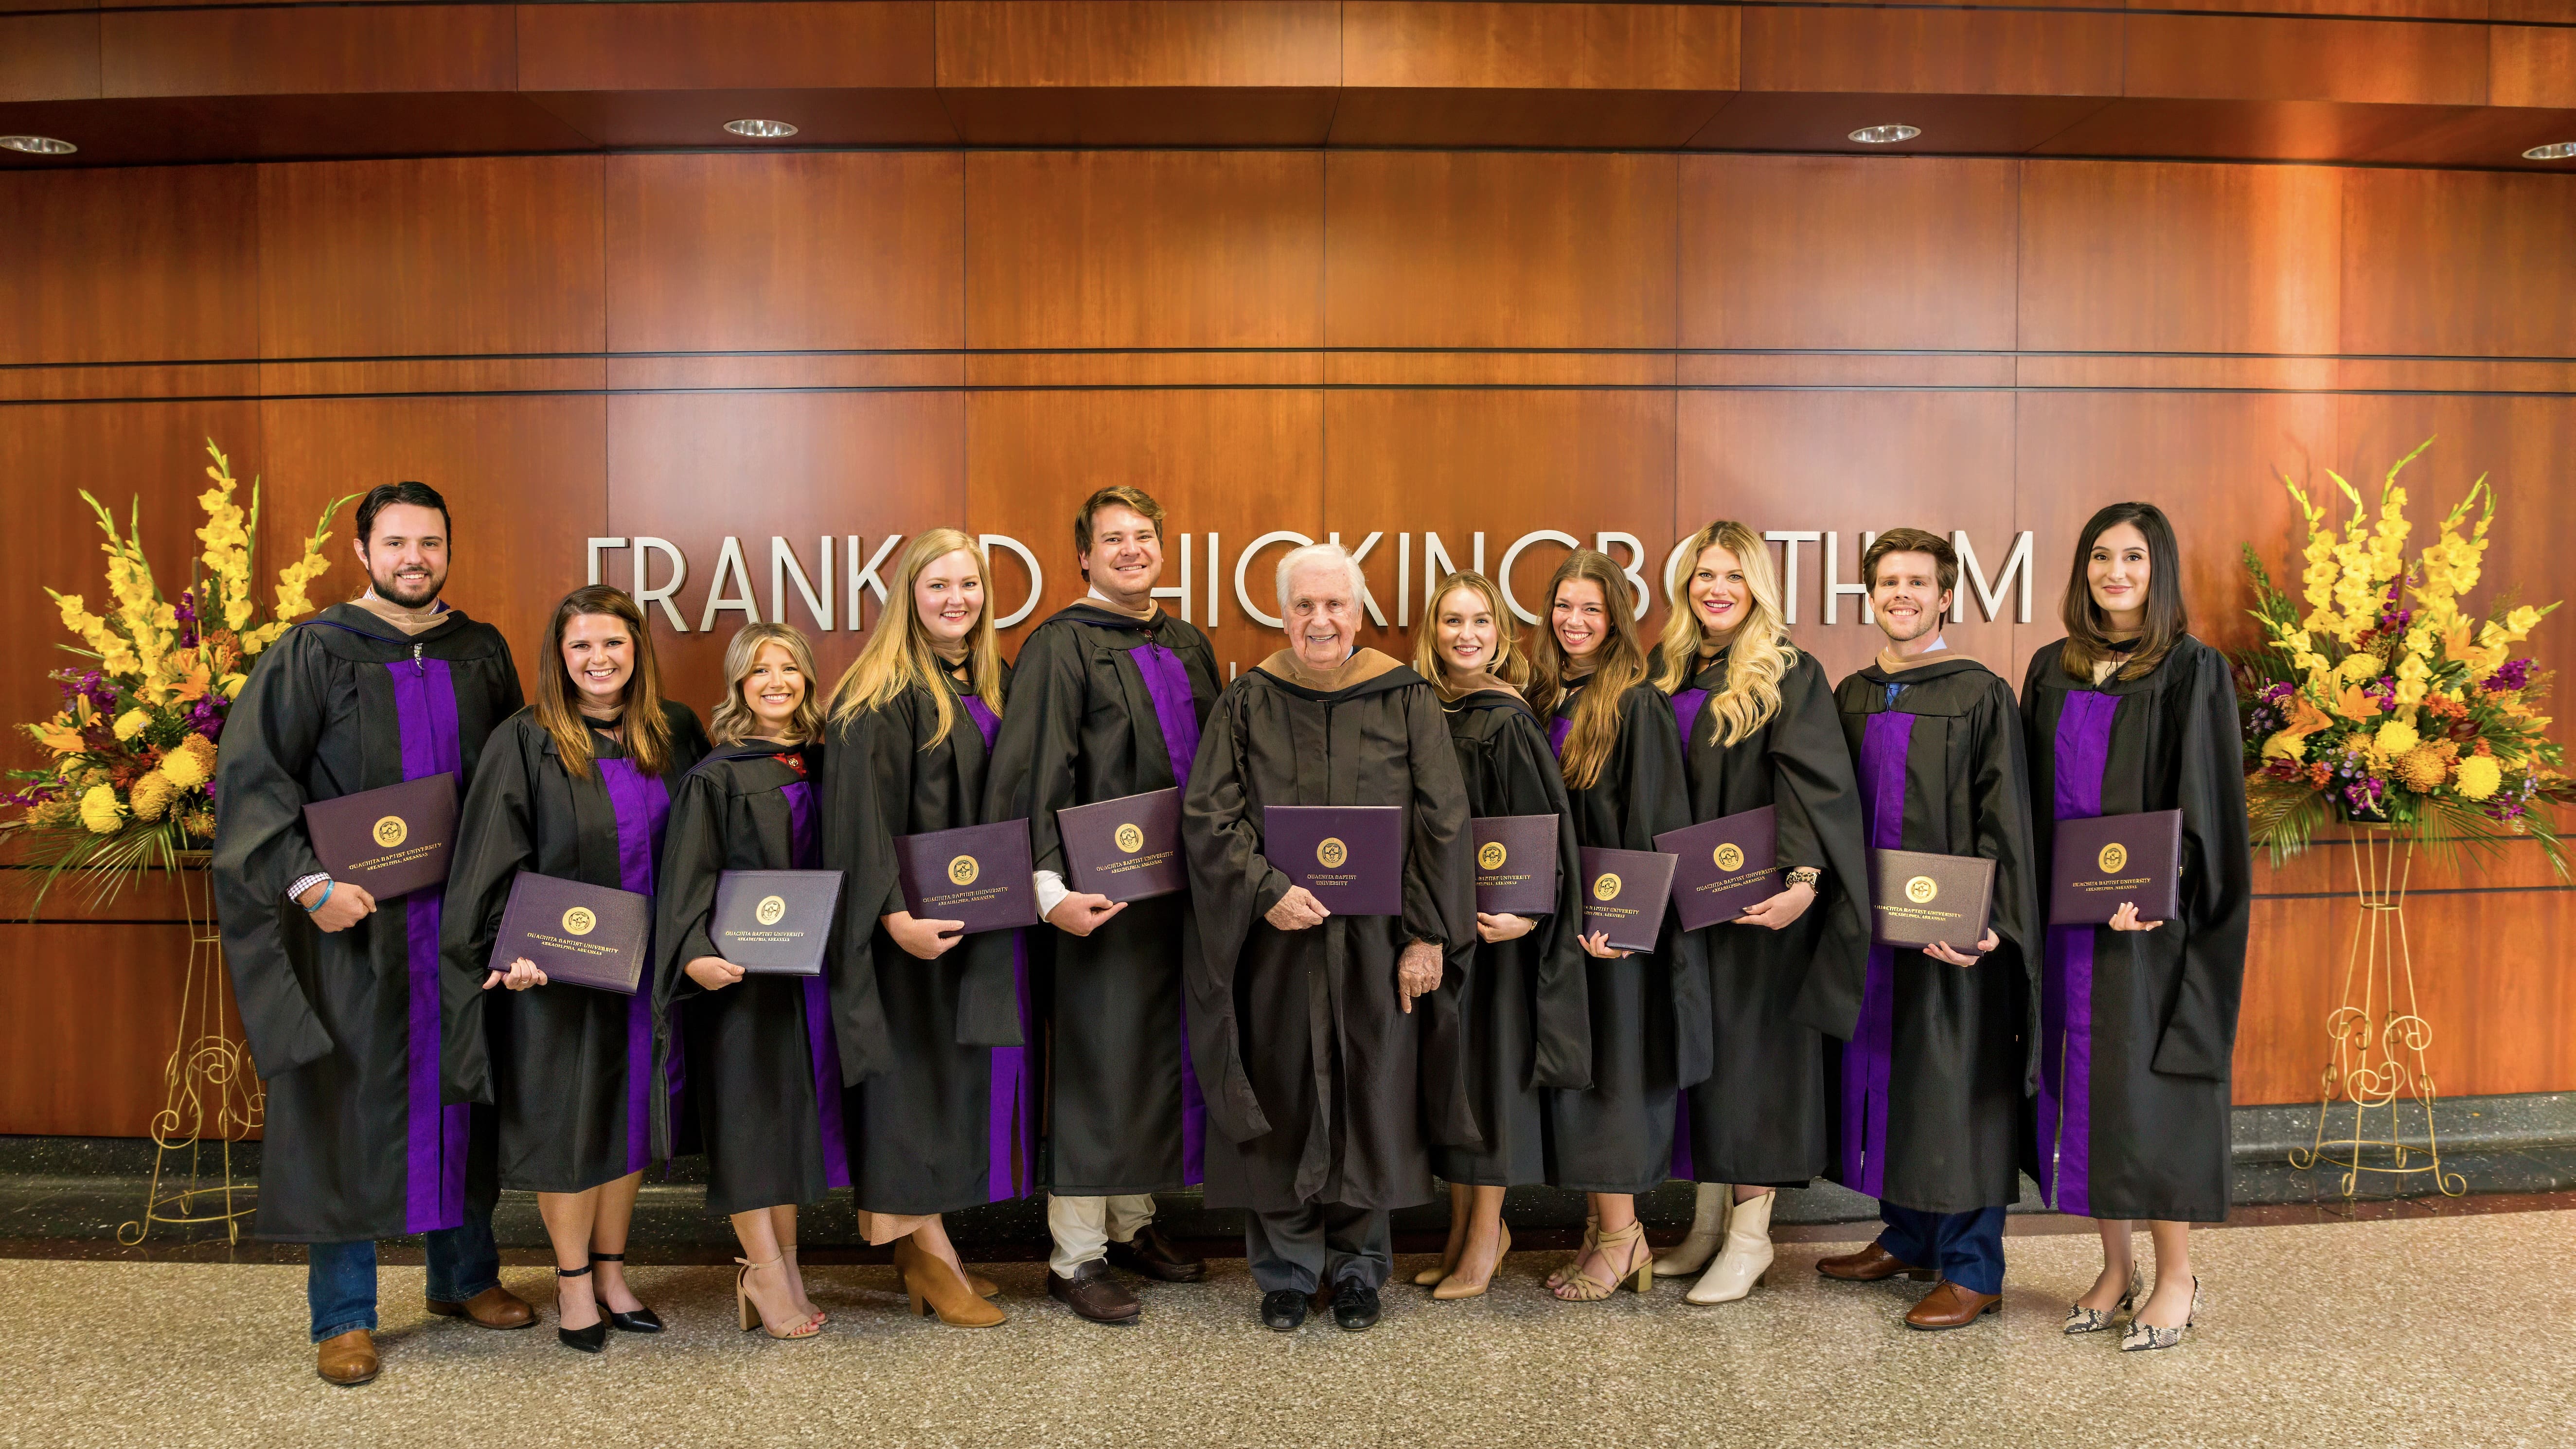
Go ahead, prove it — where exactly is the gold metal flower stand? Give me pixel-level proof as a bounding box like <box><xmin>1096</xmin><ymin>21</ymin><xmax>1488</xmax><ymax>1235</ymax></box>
<box><xmin>117</xmin><ymin>853</ymin><xmax>264</xmax><ymax>1244</ymax></box>
<box><xmin>2287</xmin><ymin>826</ymin><xmax>2467</xmax><ymax>1199</ymax></box>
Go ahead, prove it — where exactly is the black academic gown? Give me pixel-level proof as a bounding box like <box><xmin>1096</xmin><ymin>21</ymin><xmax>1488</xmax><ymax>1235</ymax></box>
<box><xmin>441</xmin><ymin>703</ymin><xmax>711</xmax><ymax>1193</ymax></box>
<box><xmin>1668</xmin><ymin>648</ymin><xmax>1871</xmax><ymax>1189</ymax></box>
<box><xmin>819</xmin><ymin>668</ymin><xmax>1037</xmax><ymax>1216</ymax></box>
<box><xmin>981</xmin><ymin>603</ymin><xmax>1218</xmax><ymax>1197</ymax></box>
<box><xmin>1434</xmin><ymin>689</ymin><xmax>1591</xmax><ymax>1187</ymax></box>
<box><xmin>1815</xmin><ymin>655</ymin><xmax>2040</xmax><ymax>1217</ymax></box>
<box><xmin>211</xmin><ymin>603</ymin><xmax>521</xmax><ymax>1243</ymax></box>
<box><xmin>2022</xmin><ymin>636</ymin><xmax>2252</xmax><ymax>1223</ymax></box>
<box><xmin>1542</xmin><ymin>680</ymin><xmax>1704</xmax><ymax>1195</ymax></box>
<box><xmin>1181</xmin><ymin>655</ymin><xmax>1479</xmax><ymax>1214</ymax></box>
<box><xmin>654</xmin><ymin>740</ymin><xmax>845</xmax><ymax>1216</ymax></box>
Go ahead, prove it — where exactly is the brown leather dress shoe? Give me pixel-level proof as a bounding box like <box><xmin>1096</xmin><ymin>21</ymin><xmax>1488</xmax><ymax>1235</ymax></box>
<box><xmin>1104</xmin><ymin>1224</ymin><xmax>1208</xmax><ymax>1283</ymax></box>
<box><xmin>1904</xmin><ymin>1281</ymin><xmax>2002</xmax><ymax>1330</ymax></box>
<box><xmin>316</xmin><ymin>1328</ymin><xmax>379</xmax><ymax>1386</ymax></box>
<box><xmin>1816</xmin><ymin>1242</ymin><xmax>1937</xmax><ymax>1282</ymax></box>
<box><xmin>425</xmin><ymin>1284</ymin><xmax>535</xmax><ymax>1329</ymax></box>
<box><xmin>1048</xmin><ymin>1259</ymin><xmax>1142</xmax><ymax>1324</ymax></box>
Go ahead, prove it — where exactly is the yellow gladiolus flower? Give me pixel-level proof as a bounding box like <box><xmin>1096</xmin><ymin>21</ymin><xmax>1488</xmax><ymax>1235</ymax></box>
<box><xmin>79</xmin><ymin>784</ymin><xmax>126</xmax><ymax>835</ymax></box>
<box><xmin>2452</xmin><ymin>754</ymin><xmax>2502</xmax><ymax>801</ymax></box>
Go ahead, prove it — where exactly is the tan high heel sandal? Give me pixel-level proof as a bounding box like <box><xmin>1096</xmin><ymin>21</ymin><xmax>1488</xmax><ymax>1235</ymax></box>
<box><xmin>777</xmin><ymin>1245</ymin><xmax>826</xmax><ymax>1326</ymax></box>
<box><xmin>1545</xmin><ymin>1213</ymin><xmax>1600</xmax><ymax>1291</ymax></box>
<box><xmin>893</xmin><ymin>1236</ymin><xmax>1006</xmax><ymax>1327</ymax></box>
<box><xmin>1432</xmin><ymin>1224</ymin><xmax>1511</xmax><ymax>1301</ymax></box>
<box><xmin>735</xmin><ymin>1256</ymin><xmax>823</xmax><ymax>1340</ymax></box>
<box><xmin>1550</xmin><ymin>1221</ymin><xmax>1652</xmax><ymax>1302</ymax></box>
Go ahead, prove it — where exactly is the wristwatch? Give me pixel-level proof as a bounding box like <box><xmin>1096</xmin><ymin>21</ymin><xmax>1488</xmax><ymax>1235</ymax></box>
<box><xmin>1784</xmin><ymin>867</ymin><xmax>1822</xmax><ymax>889</ymax></box>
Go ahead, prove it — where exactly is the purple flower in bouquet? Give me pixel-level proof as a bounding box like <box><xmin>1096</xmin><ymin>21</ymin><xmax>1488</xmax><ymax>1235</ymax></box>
<box><xmin>2484</xmin><ymin>658</ymin><xmax>2535</xmax><ymax>692</ymax></box>
<box><xmin>173</xmin><ymin>589</ymin><xmax>199</xmax><ymax>648</ymax></box>
<box><xmin>184</xmin><ymin>693</ymin><xmax>227</xmax><ymax>741</ymax></box>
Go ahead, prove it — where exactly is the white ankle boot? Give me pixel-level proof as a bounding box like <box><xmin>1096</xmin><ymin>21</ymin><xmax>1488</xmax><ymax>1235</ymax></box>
<box><xmin>1655</xmin><ymin>1183</ymin><xmax>1732</xmax><ymax>1278</ymax></box>
<box><xmin>1686</xmin><ymin>1190</ymin><xmax>1775</xmax><ymax>1305</ymax></box>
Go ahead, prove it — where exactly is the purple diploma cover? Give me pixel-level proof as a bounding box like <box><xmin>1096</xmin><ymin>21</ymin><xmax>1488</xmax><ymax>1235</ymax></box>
<box><xmin>489</xmin><ymin>872</ymin><xmax>652</xmax><ymax>994</ymax></box>
<box><xmin>1578</xmin><ymin>847</ymin><xmax>1678</xmax><ymax>954</ymax></box>
<box><xmin>1264</xmin><ymin>805</ymin><xmax>1404</xmax><ymax>917</ymax></box>
<box><xmin>1654</xmin><ymin>805</ymin><xmax>1785</xmax><ymax>932</ymax></box>
<box><xmin>301</xmin><ymin>773</ymin><xmax>459</xmax><ymax>902</ymax></box>
<box><xmin>2050</xmin><ymin>808</ymin><xmax>2182</xmax><ymax>926</ymax></box>
<box><xmin>1867</xmin><ymin>848</ymin><xmax>1995</xmax><ymax>952</ymax></box>
<box><xmin>1472</xmin><ymin>815</ymin><xmax>1561</xmax><ymax>916</ymax></box>
<box><xmin>895</xmin><ymin>820</ymin><xmax>1041</xmax><ymax>933</ymax></box>
<box><xmin>711</xmin><ymin>869</ymin><xmax>843</xmax><ymax>974</ymax></box>
<box><xmin>1059</xmin><ymin>788</ymin><xmax>1187</xmax><ymax>903</ymax></box>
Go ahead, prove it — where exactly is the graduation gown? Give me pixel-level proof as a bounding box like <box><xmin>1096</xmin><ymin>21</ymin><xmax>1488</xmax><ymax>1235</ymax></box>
<box><xmin>1433</xmin><ymin>688</ymin><xmax>1591</xmax><ymax>1186</ymax></box>
<box><xmin>1542</xmin><ymin>679</ymin><xmax>1704</xmax><ymax>1195</ymax></box>
<box><xmin>1817</xmin><ymin>655</ymin><xmax>2040</xmax><ymax>1217</ymax></box>
<box><xmin>1181</xmin><ymin>651</ymin><xmax>1479</xmax><ymax>1213</ymax></box>
<box><xmin>819</xmin><ymin>669</ymin><xmax>1038</xmax><ymax>1216</ymax></box>
<box><xmin>2022</xmin><ymin>636</ymin><xmax>2251</xmax><ymax>1223</ymax></box>
<box><xmin>211</xmin><ymin>603</ymin><xmax>521</xmax><ymax>1242</ymax></box>
<box><xmin>441</xmin><ymin>702</ymin><xmax>711</xmax><ymax>1193</ymax></box>
<box><xmin>980</xmin><ymin>603</ymin><xmax>1217</xmax><ymax>1196</ymax></box>
<box><xmin>1668</xmin><ymin>648</ymin><xmax>1871</xmax><ymax>1188</ymax></box>
<box><xmin>654</xmin><ymin>740</ymin><xmax>846</xmax><ymax>1216</ymax></box>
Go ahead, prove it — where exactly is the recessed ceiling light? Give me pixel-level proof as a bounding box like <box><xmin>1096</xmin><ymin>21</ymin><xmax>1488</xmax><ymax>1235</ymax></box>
<box><xmin>1849</xmin><ymin>124</ymin><xmax>1922</xmax><ymax>145</ymax></box>
<box><xmin>2525</xmin><ymin>141</ymin><xmax>2576</xmax><ymax>161</ymax></box>
<box><xmin>0</xmin><ymin>135</ymin><xmax>76</xmax><ymax>155</ymax></box>
<box><xmin>723</xmin><ymin>119</ymin><xmax>799</xmax><ymax>139</ymax></box>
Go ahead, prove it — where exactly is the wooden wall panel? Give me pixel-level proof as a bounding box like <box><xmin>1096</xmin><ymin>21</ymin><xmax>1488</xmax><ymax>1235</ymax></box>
<box><xmin>516</xmin><ymin>1</ymin><xmax>934</xmax><ymax>91</ymax></box>
<box><xmin>605</xmin><ymin>152</ymin><xmax>962</xmax><ymax>354</ymax></box>
<box><xmin>1325</xmin><ymin>152</ymin><xmax>1677</xmax><ymax>349</ymax></box>
<box><xmin>964</xmin><ymin>151</ymin><xmax>1322</xmax><ymax>351</ymax></box>
<box><xmin>257</xmin><ymin>157</ymin><xmax>605</xmax><ymax>361</ymax></box>
<box><xmin>0</xmin><ymin>164</ymin><xmax>256</xmax><ymax>365</ymax></box>
<box><xmin>2122</xmin><ymin>16</ymin><xmax>2491</xmax><ymax>106</ymax></box>
<box><xmin>2340</xmin><ymin>169</ymin><xmax>2576</xmax><ymax>359</ymax></box>
<box><xmin>98</xmin><ymin>4</ymin><xmax>513</xmax><ymax>97</ymax></box>
<box><xmin>1739</xmin><ymin>6</ymin><xmax>2124</xmax><ymax>96</ymax></box>
<box><xmin>2019</xmin><ymin>160</ymin><xmax>2344</xmax><ymax>355</ymax></box>
<box><xmin>0</xmin><ymin>923</ymin><xmax>203</xmax><ymax>1136</ymax></box>
<box><xmin>606</xmin><ymin>391</ymin><xmax>968</xmax><ymax>710</ymax></box>
<box><xmin>0</xmin><ymin>12</ymin><xmax>100</xmax><ymax>103</ymax></box>
<box><xmin>1679</xmin><ymin>156</ymin><xmax>2018</xmax><ymax>352</ymax></box>
<box><xmin>933</xmin><ymin>0</ymin><xmax>1340</xmax><ymax>86</ymax></box>
<box><xmin>1340</xmin><ymin>2</ymin><xmax>1734</xmax><ymax>90</ymax></box>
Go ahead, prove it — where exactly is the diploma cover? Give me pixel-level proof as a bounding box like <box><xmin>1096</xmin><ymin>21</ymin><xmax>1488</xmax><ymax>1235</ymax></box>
<box><xmin>1578</xmin><ymin>847</ymin><xmax>1677</xmax><ymax>954</ymax></box>
<box><xmin>1264</xmin><ymin>805</ymin><xmax>1404</xmax><ymax>917</ymax></box>
<box><xmin>711</xmin><ymin>869</ymin><xmax>843</xmax><ymax>975</ymax></box>
<box><xmin>302</xmin><ymin>773</ymin><xmax>459</xmax><ymax>902</ymax></box>
<box><xmin>1471</xmin><ymin>815</ymin><xmax>1560</xmax><ymax>916</ymax></box>
<box><xmin>1654</xmin><ymin>805</ymin><xmax>1784</xmax><ymax>932</ymax></box>
<box><xmin>2050</xmin><ymin>808</ymin><xmax>2183</xmax><ymax>925</ymax></box>
<box><xmin>1867</xmin><ymin>848</ymin><xmax>1995</xmax><ymax>951</ymax></box>
<box><xmin>489</xmin><ymin>873</ymin><xmax>651</xmax><ymax>994</ymax></box>
<box><xmin>1058</xmin><ymin>788</ymin><xmax>1187</xmax><ymax>903</ymax></box>
<box><xmin>895</xmin><ymin>820</ymin><xmax>1040</xmax><ymax>933</ymax></box>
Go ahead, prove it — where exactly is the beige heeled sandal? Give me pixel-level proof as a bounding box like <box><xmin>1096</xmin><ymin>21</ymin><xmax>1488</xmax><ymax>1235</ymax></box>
<box><xmin>1545</xmin><ymin>1212</ymin><xmax>1600</xmax><ymax>1291</ymax></box>
<box><xmin>1551</xmin><ymin>1221</ymin><xmax>1652</xmax><ymax>1302</ymax></box>
<box><xmin>735</xmin><ymin>1257</ymin><xmax>823</xmax><ymax>1340</ymax></box>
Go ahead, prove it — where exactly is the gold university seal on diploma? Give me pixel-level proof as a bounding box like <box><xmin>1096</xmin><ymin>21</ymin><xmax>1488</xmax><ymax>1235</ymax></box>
<box><xmin>1315</xmin><ymin>837</ymin><xmax>1348</xmax><ymax>870</ymax></box>
<box><xmin>948</xmin><ymin>855</ymin><xmax>980</xmax><ymax>887</ymax></box>
<box><xmin>1593</xmin><ymin>872</ymin><xmax>1623</xmax><ymax>902</ymax></box>
<box><xmin>1115</xmin><ymin>822</ymin><xmax>1145</xmax><ymax>854</ymax></box>
<box><xmin>1715</xmin><ymin>842</ymin><xmax>1744</xmax><ymax>872</ymax></box>
<box><xmin>755</xmin><ymin>894</ymin><xmax>787</xmax><ymax>926</ymax></box>
<box><xmin>560</xmin><ymin>905</ymin><xmax>596</xmax><ymax>937</ymax></box>
<box><xmin>373</xmin><ymin>815</ymin><xmax>408</xmax><ymax>849</ymax></box>
<box><xmin>2097</xmin><ymin>841</ymin><xmax>2128</xmax><ymax>875</ymax></box>
<box><xmin>1478</xmin><ymin>840</ymin><xmax>1508</xmax><ymax>872</ymax></box>
<box><xmin>1906</xmin><ymin>875</ymin><xmax>1939</xmax><ymax>905</ymax></box>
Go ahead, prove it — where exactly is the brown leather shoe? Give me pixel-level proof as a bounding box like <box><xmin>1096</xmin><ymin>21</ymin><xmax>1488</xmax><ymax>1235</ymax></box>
<box><xmin>1104</xmin><ymin>1224</ymin><xmax>1208</xmax><ymax>1283</ymax></box>
<box><xmin>1048</xmin><ymin>1259</ymin><xmax>1142</xmax><ymax>1324</ymax></box>
<box><xmin>1816</xmin><ymin>1242</ymin><xmax>1936</xmax><ymax>1282</ymax></box>
<box><xmin>424</xmin><ymin>1284</ymin><xmax>535</xmax><ymax>1329</ymax></box>
<box><xmin>315</xmin><ymin>1328</ymin><xmax>378</xmax><ymax>1386</ymax></box>
<box><xmin>1904</xmin><ymin>1281</ymin><xmax>2002</xmax><ymax>1330</ymax></box>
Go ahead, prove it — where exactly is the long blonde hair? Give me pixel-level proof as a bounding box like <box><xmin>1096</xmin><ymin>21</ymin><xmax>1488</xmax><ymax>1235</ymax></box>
<box><xmin>1654</xmin><ymin>520</ymin><xmax>1798</xmax><ymax>747</ymax></box>
<box><xmin>1527</xmin><ymin>550</ymin><xmax>1653</xmax><ymax>791</ymax></box>
<box><xmin>709</xmin><ymin>621</ymin><xmax>826</xmax><ymax>746</ymax></box>
<box><xmin>1412</xmin><ymin>571</ymin><xmax>1528</xmax><ymax>696</ymax></box>
<box><xmin>828</xmin><ymin>529</ymin><xmax>1004</xmax><ymax>746</ymax></box>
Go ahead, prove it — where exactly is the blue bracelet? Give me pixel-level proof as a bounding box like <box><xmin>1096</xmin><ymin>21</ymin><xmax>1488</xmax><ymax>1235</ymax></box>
<box><xmin>303</xmin><ymin>879</ymin><xmax>333</xmax><ymax>913</ymax></box>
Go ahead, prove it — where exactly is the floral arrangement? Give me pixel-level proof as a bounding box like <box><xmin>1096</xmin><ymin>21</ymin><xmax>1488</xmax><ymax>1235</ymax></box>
<box><xmin>4</xmin><ymin>441</ymin><xmax>355</xmax><ymax>909</ymax></box>
<box><xmin>2237</xmin><ymin>438</ymin><xmax>2566</xmax><ymax>870</ymax></box>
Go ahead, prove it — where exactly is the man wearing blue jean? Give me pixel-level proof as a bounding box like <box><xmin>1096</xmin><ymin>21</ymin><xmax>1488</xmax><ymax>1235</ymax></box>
<box><xmin>213</xmin><ymin>483</ymin><xmax>533</xmax><ymax>1383</ymax></box>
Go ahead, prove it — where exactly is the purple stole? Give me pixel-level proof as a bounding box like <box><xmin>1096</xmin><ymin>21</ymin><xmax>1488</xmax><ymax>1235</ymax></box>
<box><xmin>2037</xmin><ymin>690</ymin><xmax>2122</xmax><ymax>1217</ymax></box>
<box><xmin>1839</xmin><ymin>709</ymin><xmax>1917</xmax><ymax>1198</ymax></box>
<box><xmin>781</xmin><ymin>777</ymin><xmax>852</xmax><ymax>1190</ymax></box>
<box><xmin>387</xmin><ymin>658</ymin><xmax>469</xmax><ymax>1234</ymax></box>
<box><xmin>1664</xmin><ymin>687</ymin><xmax>1710</xmax><ymax>1180</ymax></box>
<box><xmin>959</xmin><ymin>694</ymin><xmax>1036</xmax><ymax>1201</ymax></box>
<box><xmin>595</xmin><ymin>760</ymin><xmax>674</xmax><ymax>1176</ymax></box>
<box><xmin>1126</xmin><ymin>641</ymin><xmax>1210</xmax><ymax>1186</ymax></box>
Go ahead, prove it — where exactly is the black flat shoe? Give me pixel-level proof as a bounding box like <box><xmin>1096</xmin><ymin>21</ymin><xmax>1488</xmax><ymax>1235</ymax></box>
<box><xmin>590</xmin><ymin>1252</ymin><xmax>663</xmax><ymax>1332</ymax></box>
<box><xmin>1260</xmin><ymin>1289</ymin><xmax>1309</xmax><ymax>1331</ymax></box>
<box><xmin>1331</xmin><ymin>1279</ymin><xmax>1382</xmax><ymax>1333</ymax></box>
<box><xmin>556</xmin><ymin>1264</ymin><xmax>608</xmax><ymax>1354</ymax></box>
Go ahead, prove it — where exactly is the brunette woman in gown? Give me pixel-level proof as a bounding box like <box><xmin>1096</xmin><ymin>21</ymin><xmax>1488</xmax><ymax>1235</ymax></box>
<box><xmin>654</xmin><ymin>622</ymin><xmax>835</xmax><ymax>1340</ymax></box>
<box><xmin>2022</xmin><ymin>502</ymin><xmax>2250</xmax><ymax>1353</ymax></box>
<box><xmin>445</xmin><ymin>585</ymin><xmax>709</xmax><ymax>1352</ymax></box>
<box><xmin>1528</xmin><ymin>550</ymin><xmax>1700</xmax><ymax>1302</ymax></box>
<box><xmin>818</xmin><ymin>529</ymin><xmax>1019</xmax><ymax>1329</ymax></box>
<box><xmin>1651</xmin><ymin>523</ymin><xmax>1871</xmax><ymax>1305</ymax></box>
<box><xmin>1407</xmin><ymin>572</ymin><xmax>1590</xmax><ymax>1302</ymax></box>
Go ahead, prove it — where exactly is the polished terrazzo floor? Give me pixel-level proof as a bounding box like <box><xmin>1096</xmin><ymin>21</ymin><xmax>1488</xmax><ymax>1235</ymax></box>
<box><xmin>4</xmin><ymin>1210</ymin><xmax>2566</xmax><ymax>1449</ymax></box>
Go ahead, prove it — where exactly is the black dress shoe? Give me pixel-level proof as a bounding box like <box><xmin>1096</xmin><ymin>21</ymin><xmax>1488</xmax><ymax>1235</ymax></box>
<box><xmin>1048</xmin><ymin>1260</ymin><xmax>1142</xmax><ymax>1325</ymax></box>
<box><xmin>1105</xmin><ymin>1224</ymin><xmax>1208</xmax><ymax>1283</ymax></box>
<box><xmin>1260</xmin><ymin>1290</ymin><xmax>1310</xmax><ymax>1331</ymax></box>
<box><xmin>555</xmin><ymin>1265</ymin><xmax>607</xmax><ymax>1354</ymax></box>
<box><xmin>1331</xmin><ymin>1279</ymin><xmax>1382</xmax><ymax>1333</ymax></box>
<box><xmin>589</xmin><ymin>1254</ymin><xmax>664</xmax><ymax>1332</ymax></box>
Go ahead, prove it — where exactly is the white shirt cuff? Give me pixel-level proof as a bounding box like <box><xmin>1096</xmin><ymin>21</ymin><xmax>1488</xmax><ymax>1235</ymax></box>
<box><xmin>1033</xmin><ymin>869</ymin><xmax>1070</xmax><ymax>919</ymax></box>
